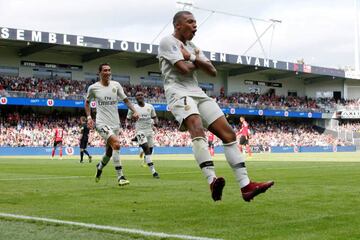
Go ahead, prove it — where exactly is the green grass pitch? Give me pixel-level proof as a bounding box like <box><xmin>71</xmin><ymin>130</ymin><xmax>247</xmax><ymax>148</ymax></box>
<box><xmin>1</xmin><ymin>152</ymin><xmax>360</xmax><ymax>240</ymax></box>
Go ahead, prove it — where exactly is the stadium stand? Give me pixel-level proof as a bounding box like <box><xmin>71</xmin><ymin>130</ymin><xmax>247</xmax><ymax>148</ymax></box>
<box><xmin>0</xmin><ymin>110</ymin><xmax>348</xmax><ymax>149</ymax></box>
<box><xmin>2</xmin><ymin>75</ymin><xmax>359</xmax><ymax>112</ymax></box>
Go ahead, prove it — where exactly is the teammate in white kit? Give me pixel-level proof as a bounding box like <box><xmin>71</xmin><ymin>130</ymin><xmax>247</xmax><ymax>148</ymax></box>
<box><xmin>158</xmin><ymin>11</ymin><xmax>274</xmax><ymax>202</ymax></box>
<box><xmin>85</xmin><ymin>63</ymin><xmax>139</xmax><ymax>186</ymax></box>
<box><xmin>126</xmin><ymin>91</ymin><xmax>160</xmax><ymax>178</ymax></box>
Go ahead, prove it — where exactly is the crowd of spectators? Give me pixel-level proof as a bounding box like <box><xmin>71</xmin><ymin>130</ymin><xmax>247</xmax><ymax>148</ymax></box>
<box><xmin>215</xmin><ymin>92</ymin><xmax>319</xmax><ymax>111</ymax></box>
<box><xmin>2</xmin><ymin>75</ymin><xmax>360</xmax><ymax>111</ymax></box>
<box><xmin>246</xmin><ymin>120</ymin><xmax>348</xmax><ymax>149</ymax></box>
<box><xmin>0</xmin><ymin>112</ymin><xmax>348</xmax><ymax>148</ymax></box>
<box><xmin>338</xmin><ymin>120</ymin><xmax>360</xmax><ymax>133</ymax></box>
<box><xmin>0</xmin><ymin>76</ymin><xmax>87</xmax><ymax>100</ymax></box>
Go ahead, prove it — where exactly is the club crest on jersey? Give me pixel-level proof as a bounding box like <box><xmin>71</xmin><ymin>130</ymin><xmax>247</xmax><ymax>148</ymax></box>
<box><xmin>184</xmin><ymin>105</ymin><xmax>191</xmax><ymax>111</ymax></box>
<box><xmin>112</xmin><ymin>88</ymin><xmax>116</xmax><ymax>93</ymax></box>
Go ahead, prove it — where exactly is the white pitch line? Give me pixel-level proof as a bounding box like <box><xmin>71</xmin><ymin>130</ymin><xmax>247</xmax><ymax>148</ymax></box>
<box><xmin>0</xmin><ymin>213</ymin><xmax>222</xmax><ymax>240</ymax></box>
<box><xmin>0</xmin><ymin>171</ymin><xmax>200</xmax><ymax>181</ymax></box>
<box><xmin>0</xmin><ymin>176</ymin><xmax>88</xmax><ymax>181</ymax></box>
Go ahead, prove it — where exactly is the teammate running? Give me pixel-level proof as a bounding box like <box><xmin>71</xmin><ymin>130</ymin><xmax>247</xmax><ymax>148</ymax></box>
<box><xmin>126</xmin><ymin>91</ymin><xmax>160</xmax><ymax>178</ymax></box>
<box><xmin>85</xmin><ymin>63</ymin><xmax>139</xmax><ymax>186</ymax></box>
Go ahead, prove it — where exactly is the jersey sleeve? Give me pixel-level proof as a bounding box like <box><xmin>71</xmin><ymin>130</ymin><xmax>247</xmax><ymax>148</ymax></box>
<box><xmin>158</xmin><ymin>36</ymin><xmax>184</xmax><ymax>65</ymax></box>
<box><xmin>117</xmin><ymin>83</ymin><xmax>127</xmax><ymax>101</ymax></box>
<box><xmin>150</xmin><ymin>105</ymin><xmax>157</xmax><ymax>118</ymax></box>
<box><xmin>86</xmin><ymin>85</ymin><xmax>94</xmax><ymax>101</ymax></box>
<box><xmin>198</xmin><ymin>48</ymin><xmax>209</xmax><ymax>62</ymax></box>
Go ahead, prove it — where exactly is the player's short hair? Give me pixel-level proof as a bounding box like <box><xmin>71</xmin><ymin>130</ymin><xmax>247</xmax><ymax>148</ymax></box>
<box><xmin>173</xmin><ymin>11</ymin><xmax>193</xmax><ymax>27</ymax></box>
<box><xmin>98</xmin><ymin>63</ymin><xmax>110</xmax><ymax>72</ymax></box>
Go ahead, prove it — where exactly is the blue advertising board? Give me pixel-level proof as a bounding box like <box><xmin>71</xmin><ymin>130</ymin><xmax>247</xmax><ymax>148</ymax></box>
<box><xmin>0</xmin><ymin>96</ymin><xmax>323</xmax><ymax>119</ymax></box>
<box><xmin>0</xmin><ymin>145</ymin><xmax>355</xmax><ymax>156</ymax></box>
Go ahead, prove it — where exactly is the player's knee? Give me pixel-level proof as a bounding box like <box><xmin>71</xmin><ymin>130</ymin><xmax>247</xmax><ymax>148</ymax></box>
<box><xmin>189</xmin><ymin>126</ymin><xmax>205</xmax><ymax>138</ymax></box>
<box><xmin>186</xmin><ymin>118</ymin><xmax>205</xmax><ymax>137</ymax></box>
<box><xmin>222</xmin><ymin>131</ymin><xmax>237</xmax><ymax>144</ymax></box>
<box><xmin>112</xmin><ymin>142</ymin><xmax>121</xmax><ymax>150</ymax></box>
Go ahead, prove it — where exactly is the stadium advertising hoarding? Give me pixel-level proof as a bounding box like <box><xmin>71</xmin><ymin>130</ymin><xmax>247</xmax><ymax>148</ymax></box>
<box><xmin>270</xmin><ymin>146</ymin><xmax>356</xmax><ymax>153</ymax></box>
<box><xmin>0</xmin><ymin>27</ymin><xmax>345</xmax><ymax>78</ymax></box>
<box><xmin>0</xmin><ymin>96</ymin><xmax>323</xmax><ymax>118</ymax></box>
<box><xmin>0</xmin><ymin>145</ymin><xmax>355</xmax><ymax>156</ymax></box>
<box><xmin>340</xmin><ymin>110</ymin><xmax>360</xmax><ymax>119</ymax></box>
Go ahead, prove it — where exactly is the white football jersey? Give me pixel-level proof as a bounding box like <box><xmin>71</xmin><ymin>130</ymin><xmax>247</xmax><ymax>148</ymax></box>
<box><xmin>127</xmin><ymin>103</ymin><xmax>156</xmax><ymax>135</ymax></box>
<box><xmin>86</xmin><ymin>80</ymin><xmax>126</xmax><ymax>129</ymax></box>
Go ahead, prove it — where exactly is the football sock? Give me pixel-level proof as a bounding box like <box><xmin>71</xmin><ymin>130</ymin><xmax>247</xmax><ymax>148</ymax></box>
<box><xmin>246</xmin><ymin>145</ymin><xmax>252</xmax><ymax>156</ymax></box>
<box><xmin>223</xmin><ymin>141</ymin><xmax>250</xmax><ymax>188</ymax></box>
<box><xmin>145</xmin><ymin>155</ymin><xmax>156</xmax><ymax>174</ymax></box>
<box><xmin>84</xmin><ymin>149</ymin><xmax>90</xmax><ymax>156</ymax></box>
<box><xmin>192</xmin><ymin>137</ymin><xmax>216</xmax><ymax>184</ymax></box>
<box><xmin>80</xmin><ymin>151</ymin><xmax>84</xmax><ymax>162</ymax></box>
<box><xmin>112</xmin><ymin>149</ymin><xmax>123</xmax><ymax>178</ymax></box>
<box><xmin>51</xmin><ymin>148</ymin><xmax>55</xmax><ymax>157</ymax></box>
<box><xmin>98</xmin><ymin>155</ymin><xmax>110</xmax><ymax>170</ymax></box>
<box><xmin>59</xmin><ymin>147</ymin><xmax>63</xmax><ymax>157</ymax></box>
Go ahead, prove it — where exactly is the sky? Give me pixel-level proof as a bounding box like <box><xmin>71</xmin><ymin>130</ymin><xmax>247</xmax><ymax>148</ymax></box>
<box><xmin>0</xmin><ymin>0</ymin><xmax>358</xmax><ymax>69</ymax></box>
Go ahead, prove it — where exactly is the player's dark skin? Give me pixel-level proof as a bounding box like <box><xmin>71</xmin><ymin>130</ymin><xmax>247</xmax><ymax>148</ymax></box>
<box><xmin>173</xmin><ymin>12</ymin><xmax>237</xmax><ymax>144</ymax></box>
<box><xmin>133</xmin><ymin>92</ymin><xmax>158</xmax><ymax>155</ymax></box>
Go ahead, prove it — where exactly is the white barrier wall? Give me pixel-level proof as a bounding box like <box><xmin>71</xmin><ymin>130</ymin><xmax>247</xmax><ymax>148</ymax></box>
<box><xmin>304</xmin><ymin>78</ymin><xmax>344</xmax><ymax>99</ymax></box>
<box><xmin>227</xmin><ymin>73</ymin><xmax>306</xmax><ymax>97</ymax></box>
<box><xmin>345</xmin><ymin>79</ymin><xmax>360</xmax><ymax>100</ymax></box>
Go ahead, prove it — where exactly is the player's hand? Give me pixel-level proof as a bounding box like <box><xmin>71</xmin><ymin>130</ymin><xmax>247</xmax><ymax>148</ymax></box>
<box><xmin>195</xmin><ymin>48</ymin><xmax>200</xmax><ymax>57</ymax></box>
<box><xmin>180</xmin><ymin>44</ymin><xmax>191</xmax><ymax>60</ymax></box>
<box><xmin>87</xmin><ymin>118</ymin><xmax>94</xmax><ymax>129</ymax></box>
<box><xmin>132</xmin><ymin>112</ymin><xmax>139</xmax><ymax>121</ymax></box>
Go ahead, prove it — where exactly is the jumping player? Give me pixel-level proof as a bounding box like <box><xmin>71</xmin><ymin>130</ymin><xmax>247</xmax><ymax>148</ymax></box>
<box><xmin>126</xmin><ymin>91</ymin><xmax>160</xmax><ymax>178</ymax></box>
<box><xmin>158</xmin><ymin>11</ymin><xmax>274</xmax><ymax>202</ymax></box>
<box><xmin>85</xmin><ymin>63</ymin><xmax>139</xmax><ymax>186</ymax></box>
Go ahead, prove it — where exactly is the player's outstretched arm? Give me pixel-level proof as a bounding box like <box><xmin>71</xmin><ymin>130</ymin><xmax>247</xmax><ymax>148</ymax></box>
<box><xmin>84</xmin><ymin>100</ymin><xmax>94</xmax><ymax>128</ymax></box>
<box><xmin>123</xmin><ymin>98</ymin><xmax>139</xmax><ymax>120</ymax></box>
<box><xmin>152</xmin><ymin>117</ymin><xmax>159</xmax><ymax>127</ymax></box>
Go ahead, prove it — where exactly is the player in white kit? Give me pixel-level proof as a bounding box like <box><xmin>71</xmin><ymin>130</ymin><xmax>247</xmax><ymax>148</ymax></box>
<box><xmin>126</xmin><ymin>91</ymin><xmax>160</xmax><ymax>178</ymax></box>
<box><xmin>85</xmin><ymin>63</ymin><xmax>139</xmax><ymax>186</ymax></box>
<box><xmin>158</xmin><ymin>11</ymin><xmax>274</xmax><ymax>202</ymax></box>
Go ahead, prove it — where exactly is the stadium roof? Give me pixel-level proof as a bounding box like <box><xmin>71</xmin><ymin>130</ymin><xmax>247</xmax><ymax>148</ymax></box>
<box><xmin>0</xmin><ymin>26</ymin><xmax>347</xmax><ymax>82</ymax></box>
